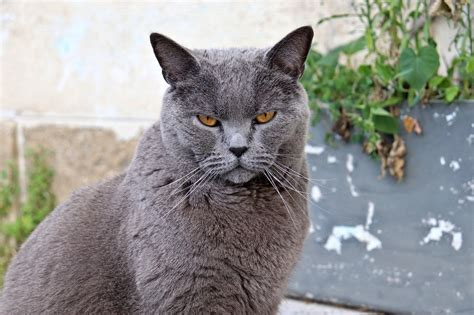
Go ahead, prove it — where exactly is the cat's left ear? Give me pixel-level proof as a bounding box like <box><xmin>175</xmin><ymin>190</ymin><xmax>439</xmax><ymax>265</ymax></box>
<box><xmin>266</xmin><ymin>26</ymin><xmax>314</xmax><ymax>79</ymax></box>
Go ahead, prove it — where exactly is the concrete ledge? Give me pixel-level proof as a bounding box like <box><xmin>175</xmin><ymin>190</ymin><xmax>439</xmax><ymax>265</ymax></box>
<box><xmin>280</xmin><ymin>299</ymin><xmax>375</xmax><ymax>315</ymax></box>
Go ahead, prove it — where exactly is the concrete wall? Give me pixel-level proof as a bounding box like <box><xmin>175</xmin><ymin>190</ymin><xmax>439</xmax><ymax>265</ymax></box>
<box><xmin>1</xmin><ymin>0</ymin><xmax>364</xmax><ymax>202</ymax></box>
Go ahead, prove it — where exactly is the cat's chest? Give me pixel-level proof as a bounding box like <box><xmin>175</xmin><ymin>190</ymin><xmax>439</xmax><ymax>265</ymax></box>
<box><xmin>139</xmin><ymin>181</ymin><xmax>308</xmax><ymax>259</ymax></box>
<box><xmin>132</xmin><ymin>183</ymin><xmax>308</xmax><ymax>307</ymax></box>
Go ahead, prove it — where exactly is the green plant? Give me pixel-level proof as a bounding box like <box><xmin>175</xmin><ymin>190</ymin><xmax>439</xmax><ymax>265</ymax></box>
<box><xmin>0</xmin><ymin>162</ymin><xmax>19</xmax><ymax>218</ymax></box>
<box><xmin>303</xmin><ymin>0</ymin><xmax>473</xmax><ymax>180</ymax></box>
<box><xmin>0</xmin><ymin>161</ymin><xmax>20</xmax><ymax>287</ymax></box>
<box><xmin>0</xmin><ymin>148</ymin><xmax>56</xmax><ymax>287</ymax></box>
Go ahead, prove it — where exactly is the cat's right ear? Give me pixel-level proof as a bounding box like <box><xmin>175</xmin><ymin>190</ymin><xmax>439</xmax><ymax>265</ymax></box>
<box><xmin>150</xmin><ymin>33</ymin><xmax>200</xmax><ymax>85</ymax></box>
<box><xmin>265</xmin><ymin>26</ymin><xmax>314</xmax><ymax>79</ymax></box>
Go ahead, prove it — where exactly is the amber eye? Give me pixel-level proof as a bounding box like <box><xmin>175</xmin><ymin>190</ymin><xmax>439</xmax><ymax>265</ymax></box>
<box><xmin>255</xmin><ymin>111</ymin><xmax>276</xmax><ymax>124</ymax></box>
<box><xmin>197</xmin><ymin>115</ymin><xmax>219</xmax><ymax>127</ymax></box>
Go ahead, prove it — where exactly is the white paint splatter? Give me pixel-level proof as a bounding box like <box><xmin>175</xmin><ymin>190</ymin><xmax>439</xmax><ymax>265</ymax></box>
<box><xmin>365</xmin><ymin>202</ymin><xmax>375</xmax><ymax>230</ymax></box>
<box><xmin>421</xmin><ymin>218</ymin><xmax>463</xmax><ymax>251</ymax></box>
<box><xmin>308</xmin><ymin>222</ymin><xmax>315</xmax><ymax>234</ymax></box>
<box><xmin>324</xmin><ymin>202</ymin><xmax>381</xmax><ymax>254</ymax></box>
<box><xmin>422</xmin><ymin>217</ymin><xmax>438</xmax><ymax>226</ymax></box>
<box><xmin>304</xmin><ymin>145</ymin><xmax>324</xmax><ymax>155</ymax></box>
<box><xmin>451</xmin><ymin>232</ymin><xmax>463</xmax><ymax>251</ymax></box>
<box><xmin>446</xmin><ymin>109</ymin><xmax>457</xmax><ymax>126</ymax></box>
<box><xmin>311</xmin><ymin>186</ymin><xmax>322</xmax><ymax>202</ymax></box>
<box><xmin>463</xmin><ymin>180</ymin><xmax>474</xmax><ymax>202</ymax></box>
<box><xmin>327</xmin><ymin>155</ymin><xmax>337</xmax><ymax>164</ymax></box>
<box><xmin>467</xmin><ymin>134</ymin><xmax>474</xmax><ymax>145</ymax></box>
<box><xmin>440</xmin><ymin>157</ymin><xmax>446</xmax><ymax>165</ymax></box>
<box><xmin>449</xmin><ymin>160</ymin><xmax>460</xmax><ymax>171</ymax></box>
<box><xmin>346</xmin><ymin>154</ymin><xmax>354</xmax><ymax>173</ymax></box>
<box><xmin>324</xmin><ymin>225</ymin><xmax>382</xmax><ymax>254</ymax></box>
<box><xmin>346</xmin><ymin>175</ymin><xmax>359</xmax><ymax>197</ymax></box>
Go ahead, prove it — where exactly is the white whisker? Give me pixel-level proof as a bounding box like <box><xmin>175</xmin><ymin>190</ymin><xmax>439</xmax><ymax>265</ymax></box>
<box><xmin>266</xmin><ymin>168</ymin><xmax>309</xmax><ymax>219</ymax></box>
<box><xmin>164</xmin><ymin>170</ymin><xmax>213</xmax><ymax>217</ymax></box>
<box><xmin>264</xmin><ymin>170</ymin><xmax>296</xmax><ymax>228</ymax></box>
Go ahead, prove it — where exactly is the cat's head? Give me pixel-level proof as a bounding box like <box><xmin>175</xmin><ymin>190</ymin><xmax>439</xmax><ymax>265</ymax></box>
<box><xmin>150</xmin><ymin>26</ymin><xmax>313</xmax><ymax>184</ymax></box>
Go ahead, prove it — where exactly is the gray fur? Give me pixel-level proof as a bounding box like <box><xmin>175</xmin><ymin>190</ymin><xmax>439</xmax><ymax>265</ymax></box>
<box><xmin>1</xmin><ymin>26</ymin><xmax>313</xmax><ymax>314</ymax></box>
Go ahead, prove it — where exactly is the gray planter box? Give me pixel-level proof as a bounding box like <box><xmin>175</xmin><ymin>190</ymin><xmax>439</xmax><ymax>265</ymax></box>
<box><xmin>288</xmin><ymin>101</ymin><xmax>474</xmax><ymax>314</ymax></box>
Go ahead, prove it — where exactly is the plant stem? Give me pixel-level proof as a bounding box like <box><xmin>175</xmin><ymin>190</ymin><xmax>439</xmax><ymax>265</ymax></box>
<box><xmin>364</xmin><ymin>0</ymin><xmax>376</xmax><ymax>53</ymax></box>
<box><xmin>467</xmin><ymin>1</ymin><xmax>473</xmax><ymax>56</ymax></box>
<box><xmin>422</xmin><ymin>0</ymin><xmax>431</xmax><ymax>44</ymax></box>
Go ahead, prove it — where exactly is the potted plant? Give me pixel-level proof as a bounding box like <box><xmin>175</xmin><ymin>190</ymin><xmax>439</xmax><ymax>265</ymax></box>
<box><xmin>288</xmin><ymin>1</ymin><xmax>474</xmax><ymax>313</ymax></box>
<box><xmin>302</xmin><ymin>0</ymin><xmax>472</xmax><ymax>181</ymax></box>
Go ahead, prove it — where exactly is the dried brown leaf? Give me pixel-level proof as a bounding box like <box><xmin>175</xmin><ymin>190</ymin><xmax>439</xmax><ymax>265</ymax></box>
<box><xmin>403</xmin><ymin>116</ymin><xmax>423</xmax><ymax>134</ymax></box>
<box><xmin>377</xmin><ymin>135</ymin><xmax>407</xmax><ymax>181</ymax></box>
<box><xmin>332</xmin><ymin>110</ymin><xmax>352</xmax><ymax>142</ymax></box>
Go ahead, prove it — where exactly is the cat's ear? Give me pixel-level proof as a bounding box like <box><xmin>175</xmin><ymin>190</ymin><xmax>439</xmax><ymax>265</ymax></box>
<box><xmin>266</xmin><ymin>26</ymin><xmax>314</xmax><ymax>79</ymax></box>
<box><xmin>150</xmin><ymin>33</ymin><xmax>200</xmax><ymax>85</ymax></box>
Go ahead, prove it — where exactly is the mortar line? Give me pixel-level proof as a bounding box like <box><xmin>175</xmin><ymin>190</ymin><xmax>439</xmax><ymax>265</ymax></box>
<box><xmin>15</xmin><ymin>122</ymin><xmax>27</xmax><ymax>204</ymax></box>
<box><xmin>0</xmin><ymin>112</ymin><xmax>157</xmax><ymax>124</ymax></box>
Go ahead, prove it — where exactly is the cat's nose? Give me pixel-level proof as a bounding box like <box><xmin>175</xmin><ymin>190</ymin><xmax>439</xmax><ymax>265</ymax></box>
<box><xmin>229</xmin><ymin>146</ymin><xmax>248</xmax><ymax>158</ymax></box>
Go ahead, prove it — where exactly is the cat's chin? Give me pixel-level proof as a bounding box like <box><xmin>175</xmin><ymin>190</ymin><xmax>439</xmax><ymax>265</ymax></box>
<box><xmin>224</xmin><ymin>167</ymin><xmax>256</xmax><ymax>184</ymax></box>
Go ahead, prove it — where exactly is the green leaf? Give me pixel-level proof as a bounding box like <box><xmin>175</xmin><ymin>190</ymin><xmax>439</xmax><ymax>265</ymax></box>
<box><xmin>444</xmin><ymin>86</ymin><xmax>460</xmax><ymax>102</ymax></box>
<box><xmin>407</xmin><ymin>88</ymin><xmax>420</xmax><ymax>107</ymax></box>
<box><xmin>318</xmin><ymin>36</ymin><xmax>366</xmax><ymax>67</ymax></box>
<box><xmin>372</xmin><ymin>115</ymin><xmax>399</xmax><ymax>134</ymax></box>
<box><xmin>365</xmin><ymin>30</ymin><xmax>374</xmax><ymax>52</ymax></box>
<box><xmin>380</xmin><ymin>96</ymin><xmax>402</xmax><ymax>107</ymax></box>
<box><xmin>375</xmin><ymin>61</ymin><xmax>395</xmax><ymax>85</ymax></box>
<box><xmin>318</xmin><ymin>49</ymin><xmax>340</xmax><ymax>67</ymax></box>
<box><xmin>429</xmin><ymin>75</ymin><xmax>446</xmax><ymax>89</ymax></box>
<box><xmin>399</xmin><ymin>45</ymin><xmax>440</xmax><ymax>90</ymax></box>
<box><xmin>371</xmin><ymin>107</ymin><xmax>392</xmax><ymax>116</ymax></box>
<box><xmin>466</xmin><ymin>57</ymin><xmax>474</xmax><ymax>73</ymax></box>
<box><xmin>358</xmin><ymin>64</ymin><xmax>372</xmax><ymax>76</ymax></box>
<box><xmin>341</xmin><ymin>36</ymin><xmax>366</xmax><ymax>55</ymax></box>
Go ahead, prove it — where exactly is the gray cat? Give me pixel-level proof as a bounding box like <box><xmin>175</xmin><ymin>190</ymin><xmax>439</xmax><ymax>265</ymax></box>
<box><xmin>1</xmin><ymin>26</ymin><xmax>313</xmax><ymax>314</ymax></box>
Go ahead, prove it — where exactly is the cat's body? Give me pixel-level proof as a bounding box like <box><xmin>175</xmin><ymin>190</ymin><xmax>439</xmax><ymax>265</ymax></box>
<box><xmin>1</xmin><ymin>27</ymin><xmax>313</xmax><ymax>314</ymax></box>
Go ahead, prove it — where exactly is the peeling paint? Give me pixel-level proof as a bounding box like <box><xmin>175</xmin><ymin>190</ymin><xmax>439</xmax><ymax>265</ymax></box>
<box><xmin>445</xmin><ymin>108</ymin><xmax>458</xmax><ymax>126</ymax></box>
<box><xmin>449</xmin><ymin>160</ymin><xmax>460</xmax><ymax>171</ymax></box>
<box><xmin>311</xmin><ymin>186</ymin><xmax>322</xmax><ymax>202</ymax></box>
<box><xmin>467</xmin><ymin>134</ymin><xmax>474</xmax><ymax>145</ymax></box>
<box><xmin>305</xmin><ymin>145</ymin><xmax>325</xmax><ymax>155</ymax></box>
<box><xmin>327</xmin><ymin>155</ymin><xmax>337</xmax><ymax>164</ymax></box>
<box><xmin>324</xmin><ymin>202</ymin><xmax>381</xmax><ymax>254</ymax></box>
<box><xmin>440</xmin><ymin>156</ymin><xmax>446</xmax><ymax>165</ymax></box>
<box><xmin>421</xmin><ymin>218</ymin><xmax>463</xmax><ymax>251</ymax></box>
<box><xmin>308</xmin><ymin>222</ymin><xmax>315</xmax><ymax>234</ymax></box>
<box><xmin>346</xmin><ymin>175</ymin><xmax>359</xmax><ymax>197</ymax></box>
<box><xmin>365</xmin><ymin>202</ymin><xmax>375</xmax><ymax>230</ymax></box>
<box><xmin>346</xmin><ymin>153</ymin><xmax>354</xmax><ymax>173</ymax></box>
